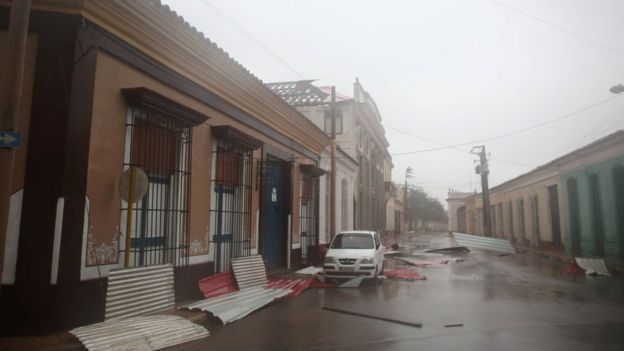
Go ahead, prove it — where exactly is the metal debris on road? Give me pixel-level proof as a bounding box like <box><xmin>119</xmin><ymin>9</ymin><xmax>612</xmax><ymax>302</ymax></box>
<box><xmin>393</xmin><ymin>256</ymin><xmax>462</xmax><ymax>266</ymax></box>
<box><xmin>445</xmin><ymin>323</ymin><xmax>464</xmax><ymax>328</ymax></box>
<box><xmin>70</xmin><ymin>315</ymin><xmax>209</xmax><ymax>351</ymax></box>
<box><xmin>182</xmin><ymin>286</ymin><xmax>292</xmax><ymax>324</ymax></box>
<box><xmin>267</xmin><ymin>278</ymin><xmax>313</xmax><ymax>297</ymax></box>
<box><xmin>561</xmin><ymin>260</ymin><xmax>586</xmax><ymax>276</ymax></box>
<box><xmin>198</xmin><ymin>272</ymin><xmax>237</xmax><ymax>299</ymax></box>
<box><xmin>322</xmin><ymin>306</ymin><xmax>422</xmax><ymax>328</ymax></box>
<box><xmin>452</xmin><ymin>232</ymin><xmax>516</xmax><ymax>254</ymax></box>
<box><xmin>425</xmin><ymin>246</ymin><xmax>470</xmax><ymax>253</ymax></box>
<box><xmin>384</xmin><ymin>250</ymin><xmax>403</xmax><ymax>256</ymax></box>
<box><xmin>231</xmin><ymin>255</ymin><xmax>269</xmax><ymax>289</ymax></box>
<box><xmin>575</xmin><ymin>258</ymin><xmax>611</xmax><ymax>276</ymax></box>
<box><xmin>295</xmin><ymin>266</ymin><xmax>324</xmax><ymax>275</ymax></box>
<box><xmin>105</xmin><ymin>264</ymin><xmax>175</xmax><ymax>320</ymax></box>
<box><xmin>383</xmin><ymin>268</ymin><xmax>426</xmax><ymax>280</ymax></box>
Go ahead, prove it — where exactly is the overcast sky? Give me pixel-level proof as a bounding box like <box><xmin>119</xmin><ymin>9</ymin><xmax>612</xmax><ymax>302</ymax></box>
<box><xmin>162</xmin><ymin>0</ymin><xmax>624</xmax><ymax>206</ymax></box>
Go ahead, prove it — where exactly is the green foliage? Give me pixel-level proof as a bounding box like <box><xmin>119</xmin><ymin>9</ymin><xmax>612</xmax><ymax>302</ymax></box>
<box><xmin>406</xmin><ymin>186</ymin><xmax>448</xmax><ymax>223</ymax></box>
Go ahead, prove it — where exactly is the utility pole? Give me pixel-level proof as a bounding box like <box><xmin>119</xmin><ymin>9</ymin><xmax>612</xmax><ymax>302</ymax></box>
<box><xmin>329</xmin><ymin>86</ymin><xmax>337</xmax><ymax>241</ymax></box>
<box><xmin>0</xmin><ymin>0</ymin><xmax>32</xmax><ymax>286</ymax></box>
<box><xmin>471</xmin><ymin>146</ymin><xmax>492</xmax><ymax>237</ymax></box>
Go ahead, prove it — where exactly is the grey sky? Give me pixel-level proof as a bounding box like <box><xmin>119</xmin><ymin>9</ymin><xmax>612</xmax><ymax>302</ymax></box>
<box><xmin>162</xmin><ymin>0</ymin><xmax>624</xmax><ymax>206</ymax></box>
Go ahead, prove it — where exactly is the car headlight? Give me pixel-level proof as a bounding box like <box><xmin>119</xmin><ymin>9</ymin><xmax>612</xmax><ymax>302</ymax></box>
<box><xmin>360</xmin><ymin>257</ymin><xmax>374</xmax><ymax>264</ymax></box>
<box><xmin>324</xmin><ymin>256</ymin><xmax>335</xmax><ymax>264</ymax></box>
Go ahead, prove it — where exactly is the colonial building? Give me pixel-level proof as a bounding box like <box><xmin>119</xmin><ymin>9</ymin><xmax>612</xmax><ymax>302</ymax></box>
<box><xmin>266</xmin><ymin>79</ymin><xmax>393</xmax><ymax>235</ymax></box>
<box><xmin>447</xmin><ymin>189</ymin><xmax>476</xmax><ymax>233</ymax></box>
<box><xmin>453</xmin><ymin>131</ymin><xmax>624</xmax><ymax>263</ymax></box>
<box><xmin>0</xmin><ymin>0</ymin><xmax>330</xmax><ymax>333</ymax></box>
<box><xmin>385</xmin><ymin>181</ymin><xmax>406</xmax><ymax>242</ymax></box>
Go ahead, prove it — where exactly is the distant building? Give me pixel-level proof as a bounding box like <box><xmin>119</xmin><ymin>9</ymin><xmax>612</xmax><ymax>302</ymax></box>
<box><xmin>266</xmin><ymin>79</ymin><xmax>393</xmax><ymax>235</ymax></box>
<box><xmin>385</xmin><ymin>181</ymin><xmax>406</xmax><ymax>242</ymax></box>
<box><xmin>447</xmin><ymin>190</ymin><xmax>476</xmax><ymax>232</ymax></box>
<box><xmin>452</xmin><ymin>131</ymin><xmax>624</xmax><ymax>263</ymax></box>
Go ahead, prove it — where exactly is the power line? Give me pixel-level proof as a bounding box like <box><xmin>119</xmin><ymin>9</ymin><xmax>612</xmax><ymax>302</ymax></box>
<box><xmin>488</xmin><ymin>0</ymin><xmax>624</xmax><ymax>56</ymax></box>
<box><xmin>197</xmin><ymin>0</ymin><xmax>305</xmax><ymax>79</ymax></box>
<box><xmin>389</xmin><ymin>93</ymin><xmax>623</xmax><ymax>156</ymax></box>
<box><xmin>384</xmin><ymin>125</ymin><xmax>533</xmax><ymax>168</ymax></box>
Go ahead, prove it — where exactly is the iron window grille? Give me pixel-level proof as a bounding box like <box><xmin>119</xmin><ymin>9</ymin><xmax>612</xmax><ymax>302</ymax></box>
<box><xmin>210</xmin><ymin>139</ymin><xmax>253</xmax><ymax>273</ymax></box>
<box><xmin>120</xmin><ymin>106</ymin><xmax>192</xmax><ymax>267</ymax></box>
<box><xmin>300</xmin><ymin>173</ymin><xmax>319</xmax><ymax>265</ymax></box>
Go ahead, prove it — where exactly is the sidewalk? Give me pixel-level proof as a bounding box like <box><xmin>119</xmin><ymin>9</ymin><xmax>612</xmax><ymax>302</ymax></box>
<box><xmin>0</xmin><ymin>308</ymin><xmax>211</xmax><ymax>351</ymax></box>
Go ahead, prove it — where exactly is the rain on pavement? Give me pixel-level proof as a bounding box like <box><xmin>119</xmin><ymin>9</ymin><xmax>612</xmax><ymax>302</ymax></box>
<box><xmin>177</xmin><ymin>232</ymin><xmax>624</xmax><ymax>351</ymax></box>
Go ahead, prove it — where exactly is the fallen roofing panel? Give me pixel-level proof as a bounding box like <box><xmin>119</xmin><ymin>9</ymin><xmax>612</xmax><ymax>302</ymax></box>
<box><xmin>294</xmin><ymin>266</ymin><xmax>324</xmax><ymax>275</ymax></box>
<box><xmin>575</xmin><ymin>258</ymin><xmax>611</xmax><ymax>276</ymax></box>
<box><xmin>181</xmin><ymin>286</ymin><xmax>292</xmax><ymax>324</ymax></box>
<box><xmin>452</xmin><ymin>232</ymin><xmax>515</xmax><ymax>254</ymax></box>
<box><xmin>198</xmin><ymin>272</ymin><xmax>237</xmax><ymax>299</ymax></box>
<box><xmin>267</xmin><ymin>278</ymin><xmax>313</xmax><ymax>297</ymax></box>
<box><xmin>384</xmin><ymin>268</ymin><xmax>426</xmax><ymax>280</ymax></box>
<box><xmin>105</xmin><ymin>264</ymin><xmax>175</xmax><ymax>320</ymax></box>
<box><xmin>231</xmin><ymin>255</ymin><xmax>268</xmax><ymax>289</ymax></box>
<box><xmin>70</xmin><ymin>315</ymin><xmax>209</xmax><ymax>351</ymax></box>
<box><xmin>393</xmin><ymin>256</ymin><xmax>462</xmax><ymax>266</ymax></box>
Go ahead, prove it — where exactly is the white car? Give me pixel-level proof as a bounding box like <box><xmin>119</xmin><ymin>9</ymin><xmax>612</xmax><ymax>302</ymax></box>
<box><xmin>323</xmin><ymin>231</ymin><xmax>385</xmax><ymax>278</ymax></box>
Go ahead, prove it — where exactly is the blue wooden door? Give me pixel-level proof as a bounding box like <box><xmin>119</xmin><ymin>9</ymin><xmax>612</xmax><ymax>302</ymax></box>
<box><xmin>261</xmin><ymin>159</ymin><xmax>289</xmax><ymax>269</ymax></box>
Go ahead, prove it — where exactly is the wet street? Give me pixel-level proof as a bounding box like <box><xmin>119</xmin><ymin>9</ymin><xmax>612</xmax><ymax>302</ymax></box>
<box><xmin>180</xmin><ymin>232</ymin><xmax>624</xmax><ymax>351</ymax></box>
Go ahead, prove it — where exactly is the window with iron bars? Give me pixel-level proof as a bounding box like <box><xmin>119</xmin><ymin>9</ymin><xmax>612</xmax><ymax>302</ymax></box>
<box><xmin>120</xmin><ymin>106</ymin><xmax>191</xmax><ymax>267</ymax></box>
<box><xmin>210</xmin><ymin>139</ymin><xmax>253</xmax><ymax>272</ymax></box>
<box><xmin>300</xmin><ymin>174</ymin><xmax>319</xmax><ymax>264</ymax></box>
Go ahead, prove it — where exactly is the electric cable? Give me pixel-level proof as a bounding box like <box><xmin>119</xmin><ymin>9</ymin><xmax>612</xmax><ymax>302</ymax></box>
<box><xmin>197</xmin><ymin>0</ymin><xmax>305</xmax><ymax>79</ymax></box>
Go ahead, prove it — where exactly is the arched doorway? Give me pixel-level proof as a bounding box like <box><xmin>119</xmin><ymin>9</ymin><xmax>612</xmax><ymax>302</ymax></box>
<box><xmin>457</xmin><ymin>206</ymin><xmax>467</xmax><ymax>233</ymax></box>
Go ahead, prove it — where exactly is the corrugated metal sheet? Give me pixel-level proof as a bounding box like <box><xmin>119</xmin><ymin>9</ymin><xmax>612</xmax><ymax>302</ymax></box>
<box><xmin>267</xmin><ymin>278</ymin><xmax>313</xmax><ymax>297</ymax></box>
<box><xmin>452</xmin><ymin>232</ymin><xmax>516</xmax><ymax>254</ymax></box>
<box><xmin>294</xmin><ymin>266</ymin><xmax>324</xmax><ymax>275</ymax></box>
<box><xmin>70</xmin><ymin>315</ymin><xmax>209</xmax><ymax>351</ymax></box>
<box><xmin>105</xmin><ymin>264</ymin><xmax>175</xmax><ymax>320</ymax></box>
<box><xmin>575</xmin><ymin>258</ymin><xmax>611</xmax><ymax>276</ymax></box>
<box><xmin>198</xmin><ymin>271</ymin><xmax>237</xmax><ymax>299</ymax></box>
<box><xmin>182</xmin><ymin>286</ymin><xmax>292</xmax><ymax>324</ymax></box>
<box><xmin>231</xmin><ymin>255</ymin><xmax>268</xmax><ymax>289</ymax></box>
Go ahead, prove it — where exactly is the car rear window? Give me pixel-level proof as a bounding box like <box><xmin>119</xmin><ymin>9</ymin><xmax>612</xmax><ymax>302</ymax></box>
<box><xmin>330</xmin><ymin>234</ymin><xmax>374</xmax><ymax>249</ymax></box>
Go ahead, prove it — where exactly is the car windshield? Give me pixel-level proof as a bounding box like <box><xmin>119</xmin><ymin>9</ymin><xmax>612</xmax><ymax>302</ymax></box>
<box><xmin>330</xmin><ymin>234</ymin><xmax>374</xmax><ymax>249</ymax></box>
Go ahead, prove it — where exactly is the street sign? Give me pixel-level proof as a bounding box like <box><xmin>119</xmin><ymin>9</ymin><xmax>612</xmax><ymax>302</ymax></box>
<box><xmin>0</xmin><ymin>131</ymin><xmax>21</xmax><ymax>149</ymax></box>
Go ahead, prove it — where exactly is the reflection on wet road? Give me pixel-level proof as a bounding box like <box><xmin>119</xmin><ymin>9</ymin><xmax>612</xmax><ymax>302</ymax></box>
<box><xmin>181</xmin><ymin>232</ymin><xmax>624</xmax><ymax>351</ymax></box>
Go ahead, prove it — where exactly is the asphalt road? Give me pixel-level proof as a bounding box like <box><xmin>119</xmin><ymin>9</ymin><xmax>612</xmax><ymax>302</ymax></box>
<box><xmin>179</xmin><ymin>232</ymin><xmax>624</xmax><ymax>351</ymax></box>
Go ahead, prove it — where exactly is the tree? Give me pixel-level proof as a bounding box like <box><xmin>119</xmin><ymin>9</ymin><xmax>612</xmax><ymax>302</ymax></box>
<box><xmin>405</xmin><ymin>186</ymin><xmax>448</xmax><ymax>230</ymax></box>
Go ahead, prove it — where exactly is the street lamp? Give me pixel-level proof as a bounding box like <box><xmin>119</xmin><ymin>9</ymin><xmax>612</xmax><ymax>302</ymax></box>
<box><xmin>610</xmin><ymin>84</ymin><xmax>624</xmax><ymax>94</ymax></box>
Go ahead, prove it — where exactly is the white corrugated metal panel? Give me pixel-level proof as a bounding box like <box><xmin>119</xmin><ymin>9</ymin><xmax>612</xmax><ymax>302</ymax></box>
<box><xmin>70</xmin><ymin>315</ymin><xmax>209</xmax><ymax>351</ymax></box>
<box><xmin>576</xmin><ymin>258</ymin><xmax>611</xmax><ymax>276</ymax></box>
<box><xmin>231</xmin><ymin>255</ymin><xmax>268</xmax><ymax>289</ymax></box>
<box><xmin>105</xmin><ymin>264</ymin><xmax>175</xmax><ymax>320</ymax></box>
<box><xmin>182</xmin><ymin>286</ymin><xmax>292</xmax><ymax>324</ymax></box>
<box><xmin>452</xmin><ymin>233</ymin><xmax>515</xmax><ymax>254</ymax></box>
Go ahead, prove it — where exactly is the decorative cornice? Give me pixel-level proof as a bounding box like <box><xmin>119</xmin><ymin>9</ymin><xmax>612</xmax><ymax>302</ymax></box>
<box><xmin>300</xmin><ymin>164</ymin><xmax>326</xmax><ymax>177</ymax></box>
<box><xmin>211</xmin><ymin>125</ymin><xmax>263</xmax><ymax>151</ymax></box>
<box><xmin>122</xmin><ymin>87</ymin><xmax>209</xmax><ymax>127</ymax></box>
